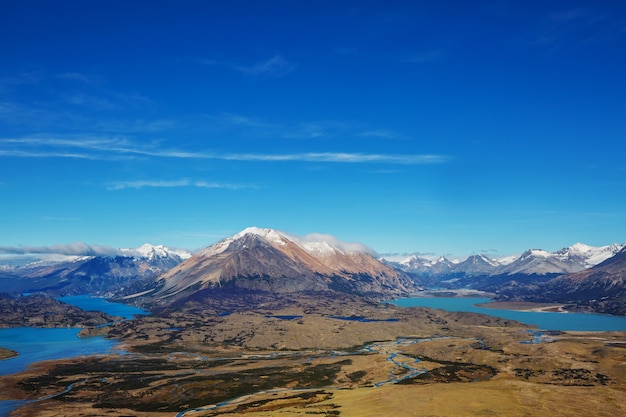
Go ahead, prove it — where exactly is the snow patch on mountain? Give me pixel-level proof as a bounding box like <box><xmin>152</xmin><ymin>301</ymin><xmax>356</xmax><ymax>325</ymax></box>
<box><xmin>235</xmin><ymin>227</ymin><xmax>288</xmax><ymax>247</ymax></box>
<box><xmin>553</xmin><ymin>242</ymin><xmax>624</xmax><ymax>268</ymax></box>
<box><xmin>493</xmin><ymin>254</ymin><xmax>518</xmax><ymax>266</ymax></box>
<box><xmin>298</xmin><ymin>240</ymin><xmax>341</xmax><ymax>256</ymax></box>
<box><xmin>198</xmin><ymin>227</ymin><xmax>372</xmax><ymax>259</ymax></box>
<box><xmin>385</xmin><ymin>242</ymin><xmax>625</xmax><ymax>277</ymax></box>
<box><xmin>130</xmin><ymin>243</ymin><xmax>192</xmax><ymax>260</ymax></box>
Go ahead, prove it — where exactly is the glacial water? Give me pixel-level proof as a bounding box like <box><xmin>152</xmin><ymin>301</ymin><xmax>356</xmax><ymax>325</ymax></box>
<box><xmin>391</xmin><ymin>297</ymin><xmax>626</xmax><ymax>331</ymax></box>
<box><xmin>58</xmin><ymin>294</ymin><xmax>149</xmax><ymax>320</ymax></box>
<box><xmin>0</xmin><ymin>296</ymin><xmax>149</xmax><ymax>416</ymax></box>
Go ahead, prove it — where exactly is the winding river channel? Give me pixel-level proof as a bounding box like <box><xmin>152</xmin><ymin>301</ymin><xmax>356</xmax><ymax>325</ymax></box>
<box><xmin>176</xmin><ymin>337</ymin><xmax>443</xmax><ymax>416</ymax></box>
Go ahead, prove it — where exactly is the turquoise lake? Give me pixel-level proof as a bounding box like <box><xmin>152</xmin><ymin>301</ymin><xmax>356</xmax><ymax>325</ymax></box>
<box><xmin>390</xmin><ymin>297</ymin><xmax>626</xmax><ymax>331</ymax></box>
<box><xmin>58</xmin><ymin>295</ymin><xmax>149</xmax><ymax>320</ymax></box>
<box><xmin>0</xmin><ymin>296</ymin><xmax>149</xmax><ymax>415</ymax></box>
<box><xmin>0</xmin><ymin>296</ymin><xmax>148</xmax><ymax>376</ymax></box>
<box><xmin>0</xmin><ymin>327</ymin><xmax>119</xmax><ymax>416</ymax></box>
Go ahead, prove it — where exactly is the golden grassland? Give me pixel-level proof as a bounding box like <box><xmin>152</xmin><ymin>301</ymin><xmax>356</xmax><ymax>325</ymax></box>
<box><xmin>1</xmin><ymin>294</ymin><xmax>625</xmax><ymax>416</ymax></box>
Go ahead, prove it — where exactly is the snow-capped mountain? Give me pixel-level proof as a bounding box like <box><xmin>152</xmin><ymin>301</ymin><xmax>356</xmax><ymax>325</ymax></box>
<box><xmin>385</xmin><ymin>243</ymin><xmax>624</xmax><ymax>278</ymax></box>
<box><xmin>451</xmin><ymin>254</ymin><xmax>499</xmax><ymax>276</ymax></box>
<box><xmin>121</xmin><ymin>243</ymin><xmax>191</xmax><ymax>272</ymax></box>
<box><xmin>494</xmin><ymin>243</ymin><xmax>624</xmax><ymax>276</ymax></box>
<box><xmin>496</xmin><ymin>246</ymin><xmax>626</xmax><ymax>315</ymax></box>
<box><xmin>396</xmin><ymin>255</ymin><xmax>455</xmax><ymax>275</ymax></box>
<box><xmin>131</xmin><ymin>243</ymin><xmax>192</xmax><ymax>261</ymax></box>
<box><xmin>0</xmin><ymin>243</ymin><xmax>190</xmax><ymax>296</ymax></box>
<box><xmin>552</xmin><ymin>243</ymin><xmax>623</xmax><ymax>269</ymax></box>
<box><xmin>146</xmin><ymin>227</ymin><xmax>418</xmax><ymax>302</ymax></box>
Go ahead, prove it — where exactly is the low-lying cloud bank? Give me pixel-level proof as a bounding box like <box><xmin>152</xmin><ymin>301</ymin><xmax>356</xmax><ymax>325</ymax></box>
<box><xmin>0</xmin><ymin>242</ymin><xmax>125</xmax><ymax>257</ymax></box>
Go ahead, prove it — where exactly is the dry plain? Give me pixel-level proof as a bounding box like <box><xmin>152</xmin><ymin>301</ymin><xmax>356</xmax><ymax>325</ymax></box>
<box><xmin>1</xmin><ymin>293</ymin><xmax>625</xmax><ymax>416</ymax></box>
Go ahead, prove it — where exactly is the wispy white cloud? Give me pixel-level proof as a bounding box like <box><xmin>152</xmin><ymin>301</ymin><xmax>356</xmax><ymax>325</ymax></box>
<box><xmin>55</xmin><ymin>72</ymin><xmax>93</xmax><ymax>83</ymax></box>
<box><xmin>216</xmin><ymin>112</ymin><xmax>280</xmax><ymax>129</ymax></box>
<box><xmin>0</xmin><ymin>149</ymin><xmax>95</xmax><ymax>159</ymax></box>
<box><xmin>205</xmin><ymin>113</ymin><xmax>409</xmax><ymax>142</ymax></box>
<box><xmin>287</xmin><ymin>232</ymin><xmax>376</xmax><ymax>255</ymax></box>
<box><xmin>106</xmin><ymin>179</ymin><xmax>250</xmax><ymax>191</ymax></box>
<box><xmin>0</xmin><ymin>71</ymin><xmax>42</xmax><ymax>92</ymax></box>
<box><xmin>60</xmin><ymin>90</ymin><xmax>153</xmax><ymax>111</ymax></box>
<box><xmin>357</xmin><ymin>129</ymin><xmax>405</xmax><ymax>139</ymax></box>
<box><xmin>194</xmin><ymin>54</ymin><xmax>297</xmax><ymax>77</ymax></box>
<box><xmin>0</xmin><ymin>135</ymin><xmax>449</xmax><ymax>165</ymax></box>
<box><xmin>216</xmin><ymin>152</ymin><xmax>448</xmax><ymax>164</ymax></box>
<box><xmin>234</xmin><ymin>54</ymin><xmax>297</xmax><ymax>76</ymax></box>
<box><xmin>0</xmin><ymin>242</ymin><xmax>124</xmax><ymax>256</ymax></box>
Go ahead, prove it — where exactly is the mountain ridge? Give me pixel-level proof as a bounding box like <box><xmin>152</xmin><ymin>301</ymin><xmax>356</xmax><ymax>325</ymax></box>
<box><xmin>385</xmin><ymin>242</ymin><xmax>625</xmax><ymax>277</ymax></box>
<box><xmin>0</xmin><ymin>243</ymin><xmax>190</xmax><ymax>297</ymax></box>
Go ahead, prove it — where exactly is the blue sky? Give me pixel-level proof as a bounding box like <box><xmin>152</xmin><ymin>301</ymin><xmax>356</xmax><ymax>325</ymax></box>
<box><xmin>1</xmin><ymin>0</ymin><xmax>625</xmax><ymax>258</ymax></box>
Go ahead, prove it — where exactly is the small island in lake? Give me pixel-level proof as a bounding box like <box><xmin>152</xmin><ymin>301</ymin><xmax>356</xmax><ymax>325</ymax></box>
<box><xmin>0</xmin><ymin>347</ymin><xmax>18</xmax><ymax>360</ymax></box>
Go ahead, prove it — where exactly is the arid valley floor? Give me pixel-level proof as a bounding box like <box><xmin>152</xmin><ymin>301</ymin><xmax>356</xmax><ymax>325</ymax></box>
<box><xmin>1</xmin><ymin>293</ymin><xmax>625</xmax><ymax>416</ymax></box>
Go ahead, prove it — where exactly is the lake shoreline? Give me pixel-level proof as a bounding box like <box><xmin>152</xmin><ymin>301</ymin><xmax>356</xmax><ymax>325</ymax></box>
<box><xmin>477</xmin><ymin>301</ymin><xmax>569</xmax><ymax>313</ymax></box>
<box><xmin>390</xmin><ymin>296</ymin><xmax>626</xmax><ymax>331</ymax></box>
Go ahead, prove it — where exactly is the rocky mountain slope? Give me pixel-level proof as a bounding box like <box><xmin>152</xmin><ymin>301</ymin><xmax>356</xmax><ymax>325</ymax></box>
<box><xmin>142</xmin><ymin>227</ymin><xmax>418</xmax><ymax>303</ymax></box>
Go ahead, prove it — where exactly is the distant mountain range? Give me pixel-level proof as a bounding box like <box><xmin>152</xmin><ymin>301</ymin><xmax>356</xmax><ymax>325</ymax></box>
<box><xmin>384</xmin><ymin>242</ymin><xmax>624</xmax><ymax>278</ymax></box>
<box><xmin>0</xmin><ymin>244</ymin><xmax>191</xmax><ymax>297</ymax></box>
<box><xmin>383</xmin><ymin>242</ymin><xmax>626</xmax><ymax>315</ymax></box>
<box><xmin>495</xmin><ymin>246</ymin><xmax>626</xmax><ymax>315</ymax></box>
<box><xmin>138</xmin><ymin>227</ymin><xmax>418</xmax><ymax>304</ymax></box>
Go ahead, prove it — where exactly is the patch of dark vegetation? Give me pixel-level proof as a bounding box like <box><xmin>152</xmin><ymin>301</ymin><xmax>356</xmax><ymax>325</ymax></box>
<box><xmin>443</xmin><ymin>310</ymin><xmax>530</xmax><ymax>328</ymax></box>
<box><xmin>129</xmin><ymin>340</ymin><xmax>174</xmax><ymax>353</ymax></box>
<box><xmin>231</xmin><ymin>390</ymin><xmax>333</xmax><ymax>414</ymax></box>
<box><xmin>295</xmin><ymin>360</ymin><xmax>351</xmax><ymax>388</ymax></box>
<box><xmin>514</xmin><ymin>368</ymin><xmax>546</xmax><ymax>380</ymax></box>
<box><xmin>549</xmin><ymin>368</ymin><xmax>611</xmax><ymax>386</ymax></box>
<box><xmin>20</xmin><ymin>354</ymin><xmax>351</xmax><ymax>413</ymax></box>
<box><xmin>399</xmin><ymin>363</ymin><xmax>497</xmax><ymax>384</ymax></box>
<box><xmin>101</xmin><ymin>360</ymin><xmax>347</xmax><ymax>412</ymax></box>
<box><xmin>401</xmin><ymin>353</ymin><xmax>463</xmax><ymax>366</ymax></box>
<box><xmin>346</xmin><ymin>370</ymin><xmax>368</xmax><ymax>382</ymax></box>
<box><xmin>395</xmin><ymin>354</ymin><xmax>498</xmax><ymax>384</ymax></box>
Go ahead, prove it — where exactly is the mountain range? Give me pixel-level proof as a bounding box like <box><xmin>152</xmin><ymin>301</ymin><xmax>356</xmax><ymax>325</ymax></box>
<box><xmin>1</xmin><ymin>229</ymin><xmax>624</xmax><ymax>315</ymax></box>
<box><xmin>495</xmin><ymin>246</ymin><xmax>626</xmax><ymax>315</ymax></box>
<box><xmin>386</xmin><ymin>242</ymin><xmax>625</xmax><ymax>278</ymax></box>
<box><xmin>0</xmin><ymin>244</ymin><xmax>190</xmax><ymax>297</ymax></box>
